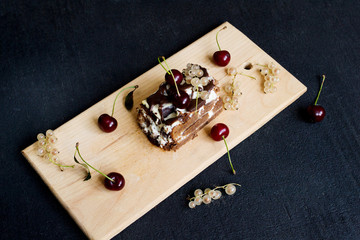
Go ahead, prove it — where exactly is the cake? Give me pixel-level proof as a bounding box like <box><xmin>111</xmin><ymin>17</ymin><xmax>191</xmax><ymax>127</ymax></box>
<box><xmin>137</xmin><ymin>63</ymin><xmax>223</xmax><ymax>151</ymax></box>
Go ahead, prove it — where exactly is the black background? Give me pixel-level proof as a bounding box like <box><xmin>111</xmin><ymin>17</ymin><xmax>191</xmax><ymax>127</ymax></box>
<box><xmin>1</xmin><ymin>1</ymin><xmax>360</xmax><ymax>239</ymax></box>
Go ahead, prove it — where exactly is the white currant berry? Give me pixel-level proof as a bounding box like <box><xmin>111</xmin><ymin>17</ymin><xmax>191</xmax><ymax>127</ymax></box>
<box><xmin>202</xmin><ymin>194</ymin><xmax>212</xmax><ymax>204</ymax></box>
<box><xmin>48</xmin><ymin>136</ymin><xmax>57</xmax><ymax>144</ymax></box>
<box><xmin>200</xmin><ymin>77</ymin><xmax>209</xmax><ymax>86</ymax></box>
<box><xmin>189</xmin><ymin>70</ymin><xmax>196</xmax><ymax>77</ymax></box>
<box><xmin>46</xmin><ymin>129</ymin><xmax>54</xmax><ymax>137</ymax></box>
<box><xmin>224</xmin><ymin>84</ymin><xmax>233</xmax><ymax>93</ymax></box>
<box><xmin>209</xmin><ymin>190</ymin><xmax>217</xmax><ymax>199</ymax></box>
<box><xmin>233</xmin><ymin>81</ymin><xmax>241</xmax><ymax>90</ymax></box>
<box><xmin>270</xmin><ymin>76</ymin><xmax>277</xmax><ymax>83</ymax></box>
<box><xmin>213</xmin><ymin>190</ymin><xmax>222</xmax><ymax>200</ymax></box>
<box><xmin>37</xmin><ymin>133</ymin><xmax>45</xmax><ymax>141</ymax></box>
<box><xmin>204</xmin><ymin>188</ymin><xmax>211</xmax><ymax>194</ymax></box>
<box><xmin>192</xmin><ymin>64</ymin><xmax>200</xmax><ymax>70</ymax></box>
<box><xmin>187</xmin><ymin>63</ymin><xmax>192</xmax><ymax>69</ymax></box>
<box><xmin>196</xmin><ymin>69</ymin><xmax>204</xmax><ymax>77</ymax></box>
<box><xmin>264</xmin><ymin>87</ymin><xmax>270</xmax><ymax>93</ymax></box>
<box><xmin>268</xmin><ymin>62</ymin><xmax>276</xmax><ymax>69</ymax></box>
<box><xmin>191</xmin><ymin>78</ymin><xmax>200</xmax><ymax>86</ymax></box>
<box><xmin>194</xmin><ymin>189</ymin><xmax>203</xmax><ymax>196</ymax></box>
<box><xmin>264</xmin><ymin>75</ymin><xmax>271</xmax><ymax>81</ymax></box>
<box><xmin>36</xmin><ymin>148</ymin><xmax>45</xmax><ymax>156</ymax></box>
<box><xmin>224</xmin><ymin>102</ymin><xmax>232</xmax><ymax>110</ymax></box>
<box><xmin>38</xmin><ymin>139</ymin><xmax>46</xmax><ymax>147</ymax></box>
<box><xmin>261</xmin><ymin>68</ymin><xmax>269</xmax><ymax>75</ymax></box>
<box><xmin>233</xmin><ymin>89</ymin><xmax>242</xmax><ymax>97</ymax></box>
<box><xmin>264</xmin><ymin>81</ymin><xmax>272</xmax><ymax>88</ymax></box>
<box><xmin>194</xmin><ymin>196</ymin><xmax>202</xmax><ymax>205</ymax></box>
<box><xmin>271</xmin><ymin>86</ymin><xmax>277</xmax><ymax>93</ymax></box>
<box><xmin>232</xmin><ymin>102</ymin><xmax>240</xmax><ymax>110</ymax></box>
<box><xmin>51</xmin><ymin>148</ymin><xmax>59</xmax><ymax>155</ymax></box>
<box><xmin>273</xmin><ymin>77</ymin><xmax>280</xmax><ymax>83</ymax></box>
<box><xmin>45</xmin><ymin>144</ymin><xmax>53</xmax><ymax>152</ymax></box>
<box><xmin>223</xmin><ymin>96</ymin><xmax>232</xmax><ymax>103</ymax></box>
<box><xmin>225</xmin><ymin>184</ymin><xmax>236</xmax><ymax>195</ymax></box>
<box><xmin>232</xmin><ymin>97</ymin><xmax>239</xmax><ymax>104</ymax></box>
<box><xmin>227</xmin><ymin>67</ymin><xmax>237</xmax><ymax>76</ymax></box>
<box><xmin>188</xmin><ymin>201</ymin><xmax>196</xmax><ymax>209</ymax></box>
<box><xmin>272</xmin><ymin>68</ymin><xmax>281</xmax><ymax>76</ymax></box>
<box><xmin>52</xmin><ymin>155</ymin><xmax>59</xmax><ymax>162</ymax></box>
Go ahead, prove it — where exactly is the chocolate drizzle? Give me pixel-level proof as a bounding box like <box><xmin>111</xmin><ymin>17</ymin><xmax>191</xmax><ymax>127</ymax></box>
<box><xmin>146</xmin><ymin>83</ymin><xmax>170</xmax><ymax>107</ymax></box>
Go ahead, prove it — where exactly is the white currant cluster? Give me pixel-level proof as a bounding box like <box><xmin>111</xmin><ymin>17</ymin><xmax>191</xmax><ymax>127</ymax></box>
<box><xmin>183</xmin><ymin>63</ymin><xmax>212</xmax><ymax>101</ymax></box>
<box><xmin>36</xmin><ymin>130</ymin><xmax>59</xmax><ymax>157</ymax></box>
<box><xmin>222</xmin><ymin>67</ymin><xmax>243</xmax><ymax>110</ymax></box>
<box><xmin>36</xmin><ymin>130</ymin><xmax>73</xmax><ymax>170</ymax></box>
<box><xmin>259</xmin><ymin>62</ymin><xmax>281</xmax><ymax>94</ymax></box>
<box><xmin>188</xmin><ymin>183</ymin><xmax>241</xmax><ymax>208</ymax></box>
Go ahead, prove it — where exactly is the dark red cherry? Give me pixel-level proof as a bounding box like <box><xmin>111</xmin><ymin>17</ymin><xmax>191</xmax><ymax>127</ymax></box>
<box><xmin>211</xmin><ymin>123</ymin><xmax>229</xmax><ymax>141</ymax></box>
<box><xmin>213</xmin><ymin>50</ymin><xmax>231</xmax><ymax>67</ymax></box>
<box><xmin>98</xmin><ymin>114</ymin><xmax>118</xmax><ymax>133</ymax></box>
<box><xmin>306</xmin><ymin>75</ymin><xmax>326</xmax><ymax>123</ymax></box>
<box><xmin>210</xmin><ymin>123</ymin><xmax>235</xmax><ymax>174</ymax></box>
<box><xmin>104</xmin><ymin>172</ymin><xmax>125</xmax><ymax>191</ymax></box>
<box><xmin>172</xmin><ymin>90</ymin><xmax>190</xmax><ymax>109</ymax></box>
<box><xmin>165</xmin><ymin>69</ymin><xmax>183</xmax><ymax>85</ymax></box>
<box><xmin>213</xmin><ymin>26</ymin><xmax>230</xmax><ymax>67</ymax></box>
<box><xmin>307</xmin><ymin>105</ymin><xmax>326</xmax><ymax>122</ymax></box>
<box><xmin>97</xmin><ymin>85</ymin><xmax>138</xmax><ymax>133</ymax></box>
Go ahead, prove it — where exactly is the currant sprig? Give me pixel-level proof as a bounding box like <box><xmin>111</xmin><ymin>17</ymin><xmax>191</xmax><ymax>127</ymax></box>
<box><xmin>256</xmin><ymin>62</ymin><xmax>281</xmax><ymax>94</ymax></box>
<box><xmin>223</xmin><ymin>66</ymin><xmax>255</xmax><ymax>110</ymax></box>
<box><xmin>187</xmin><ymin>183</ymin><xmax>241</xmax><ymax>208</ymax></box>
<box><xmin>183</xmin><ymin>63</ymin><xmax>213</xmax><ymax>112</ymax></box>
<box><xmin>36</xmin><ymin>129</ymin><xmax>74</xmax><ymax>170</ymax></box>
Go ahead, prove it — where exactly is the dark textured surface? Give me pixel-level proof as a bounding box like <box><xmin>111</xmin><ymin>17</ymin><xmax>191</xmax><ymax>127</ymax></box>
<box><xmin>1</xmin><ymin>1</ymin><xmax>360</xmax><ymax>239</ymax></box>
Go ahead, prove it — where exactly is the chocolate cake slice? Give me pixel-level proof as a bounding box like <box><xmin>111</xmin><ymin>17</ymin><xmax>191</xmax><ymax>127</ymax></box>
<box><xmin>137</xmin><ymin>63</ymin><xmax>223</xmax><ymax>151</ymax></box>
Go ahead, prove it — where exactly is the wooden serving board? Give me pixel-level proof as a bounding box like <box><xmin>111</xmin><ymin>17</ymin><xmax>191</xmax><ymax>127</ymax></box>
<box><xmin>22</xmin><ymin>22</ymin><xmax>306</xmax><ymax>240</ymax></box>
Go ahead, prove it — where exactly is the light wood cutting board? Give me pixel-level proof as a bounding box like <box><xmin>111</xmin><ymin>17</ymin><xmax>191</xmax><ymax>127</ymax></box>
<box><xmin>22</xmin><ymin>22</ymin><xmax>306</xmax><ymax>240</ymax></box>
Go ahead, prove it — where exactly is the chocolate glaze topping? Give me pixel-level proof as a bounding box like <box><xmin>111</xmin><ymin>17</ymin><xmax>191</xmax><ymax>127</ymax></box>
<box><xmin>142</xmin><ymin>65</ymin><xmax>217</xmax><ymax>125</ymax></box>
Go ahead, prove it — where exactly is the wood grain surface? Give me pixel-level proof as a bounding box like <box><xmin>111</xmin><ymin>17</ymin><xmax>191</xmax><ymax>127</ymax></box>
<box><xmin>22</xmin><ymin>22</ymin><xmax>306</xmax><ymax>240</ymax></box>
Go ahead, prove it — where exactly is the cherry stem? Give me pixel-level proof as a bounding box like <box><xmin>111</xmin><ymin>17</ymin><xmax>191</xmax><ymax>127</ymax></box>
<box><xmin>111</xmin><ymin>85</ymin><xmax>138</xmax><ymax>117</ymax></box>
<box><xmin>158</xmin><ymin>56</ymin><xmax>180</xmax><ymax>96</ymax></box>
<box><xmin>47</xmin><ymin>153</ymin><xmax>74</xmax><ymax>169</ymax></box>
<box><xmin>216</xmin><ymin>26</ymin><xmax>227</xmax><ymax>51</ymax></box>
<box><xmin>157</xmin><ymin>56</ymin><xmax>170</xmax><ymax>74</ymax></box>
<box><xmin>255</xmin><ymin>63</ymin><xmax>267</xmax><ymax>68</ymax></box>
<box><xmin>188</xmin><ymin>183</ymin><xmax>241</xmax><ymax>201</ymax></box>
<box><xmin>239</xmin><ymin>72</ymin><xmax>256</xmax><ymax>80</ymax></box>
<box><xmin>232</xmin><ymin>72</ymin><xmax>256</xmax><ymax>88</ymax></box>
<box><xmin>314</xmin><ymin>75</ymin><xmax>326</xmax><ymax>106</ymax></box>
<box><xmin>222</xmin><ymin>136</ymin><xmax>236</xmax><ymax>175</ymax></box>
<box><xmin>75</xmin><ymin>143</ymin><xmax>114</xmax><ymax>182</ymax></box>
